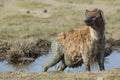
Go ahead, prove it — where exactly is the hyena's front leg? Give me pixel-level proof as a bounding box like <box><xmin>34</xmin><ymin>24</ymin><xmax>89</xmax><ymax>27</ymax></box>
<box><xmin>98</xmin><ymin>60</ymin><xmax>105</xmax><ymax>71</ymax></box>
<box><xmin>57</xmin><ymin>60</ymin><xmax>67</xmax><ymax>71</ymax></box>
<box><xmin>98</xmin><ymin>53</ymin><xmax>105</xmax><ymax>71</ymax></box>
<box><xmin>98</xmin><ymin>41</ymin><xmax>105</xmax><ymax>71</ymax></box>
<box><xmin>43</xmin><ymin>52</ymin><xmax>63</xmax><ymax>72</ymax></box>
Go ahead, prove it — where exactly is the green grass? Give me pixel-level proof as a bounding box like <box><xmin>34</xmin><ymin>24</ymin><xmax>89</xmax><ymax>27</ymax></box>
<box><xmin>105</xmin><ymin>12</ymin><xmax>120</xmax><ymax>32</ymax></box>
<box><xmin>0</xmin><ymin>5</ymin><xmax>85</xmax><ymax>39</ymax></box>
<box><xmin>102</xmin><ymin>0</ymin><xmax>120</xmax><ymax>5</ymax></box>
<box><xmin>56</xmin><ymin>0</ymin><xmax>94</xmax><ymax>4</ymax></box>
<box><xmin>56</xmin><ymin>0</ymin><xmax>120</xmax><ymax>5</ymax></box>
<box><xmin>0</xmin><ymin>14</ymin><xmax>52</xmax><ymax>39</ymax></box>
<box><xmin>18</xmin><ymin>0</ymin><xmax>51</xmax><ymax>9</ymax></box>
<box><xmin>50</xmin><ymin>6</ymin><xmax>85</xmax><ymax>30</ymax></box>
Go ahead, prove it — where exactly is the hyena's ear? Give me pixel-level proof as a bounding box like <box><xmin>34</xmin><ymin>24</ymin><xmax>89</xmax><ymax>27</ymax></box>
<box><xmin>98</xmin><ymin>9</ymin><xmax>104</xmax><ymax>18</ymax></box>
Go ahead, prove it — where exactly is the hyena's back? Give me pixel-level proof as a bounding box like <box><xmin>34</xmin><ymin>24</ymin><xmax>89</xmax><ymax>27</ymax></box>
<box><xmin>55</xmin><ymin>26</ymin><xmax>92</xmax><ymax>64</ymax></box>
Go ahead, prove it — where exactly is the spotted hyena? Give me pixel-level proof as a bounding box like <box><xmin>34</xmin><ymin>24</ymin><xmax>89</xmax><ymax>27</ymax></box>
<box><xmin>43</xmin><ymin>8</ymin><xmax>105</xmax><ymax>71</ymax></box>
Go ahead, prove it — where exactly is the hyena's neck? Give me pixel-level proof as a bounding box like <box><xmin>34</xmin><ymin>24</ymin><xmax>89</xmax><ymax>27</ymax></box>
<box><xmin>89</xmin><ymin>26</ymin><xmax>104</xmax><ymax>41</ymax></box>
<box><xmin>89</xmin><ymin>18</ymin><xmax>105</xmax><ymax>40</ymax></box>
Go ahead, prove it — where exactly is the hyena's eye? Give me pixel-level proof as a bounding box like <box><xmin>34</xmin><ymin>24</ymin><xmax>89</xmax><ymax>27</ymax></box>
<box><xmin>90</xmin><ymin>16</ymin><xmax>96</xmax><ymax>20</ymax></box>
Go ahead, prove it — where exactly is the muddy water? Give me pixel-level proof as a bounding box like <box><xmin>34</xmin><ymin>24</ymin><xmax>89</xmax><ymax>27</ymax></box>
<box><xmin>0</xmin><ymin>51</ymin><xmax>120</xmax><ymax>72</ymax></box>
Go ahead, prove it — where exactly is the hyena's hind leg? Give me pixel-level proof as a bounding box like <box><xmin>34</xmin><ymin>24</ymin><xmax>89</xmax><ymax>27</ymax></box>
<box><xmin>43</xmin><ymin>40</ymin><xmax>64</xmax><ymax>72</ymax></box>
<box><xmin>57</xmin><ymin>59</ymin><xmax>67</xmax><ymax>71</ymax></box>
<box><xmin>43</xmin><ymin>52</ymin><xmax>63</xmax><ymax>72</ymax></box>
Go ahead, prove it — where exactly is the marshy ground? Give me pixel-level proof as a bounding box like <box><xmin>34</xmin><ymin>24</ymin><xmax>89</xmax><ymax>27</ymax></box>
<box><xmin>0</xmin><ymin>0</ymin><xmax>120</xmax><ymax>80</ymax></box>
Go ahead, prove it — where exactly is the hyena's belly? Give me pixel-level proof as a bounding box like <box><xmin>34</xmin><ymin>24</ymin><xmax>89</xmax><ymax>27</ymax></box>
<box><xmin>64</xmin><ymin>51</ymin><xmax>83</xmax><ymax>67</ymax></box>
<box><xmin>63</xmin><ymin>42</ymin><xmax>91</xmax><ymax>67</ymax></box>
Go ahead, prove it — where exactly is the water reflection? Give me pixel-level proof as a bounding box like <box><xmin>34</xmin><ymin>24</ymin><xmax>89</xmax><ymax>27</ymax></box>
<box><xmin>0</xmin><ymin>61</ymin><xmax>13</xmax><ymax>72</ymax></box>
<box><xmin>0</xmin><ymin>51</ymin><xmax>120</xmax><ymax>72</ymax></box>
<box><xmin>105</xmin><ymin>51</ymin><xmax>120</xmax><ymax>70</ymax></box>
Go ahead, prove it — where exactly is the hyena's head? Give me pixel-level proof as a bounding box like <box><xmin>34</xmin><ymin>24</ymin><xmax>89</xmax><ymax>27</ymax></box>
<box><xmin>84</xmin><ymin>8</ymin><xmax>105</xmax><ymax>27</ymax></box>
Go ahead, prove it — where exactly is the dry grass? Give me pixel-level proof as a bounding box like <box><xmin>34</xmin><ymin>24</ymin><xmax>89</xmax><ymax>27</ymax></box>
<box><xmin>56</xmin><ymin>0</ymin><xmax>94</xmax><ymax>4</ymax></box>
<box><xmin>6</xmin><ymin>38</ymin><xmax>51</xmax><ymax>66</ymax></box>
<box><xmin>0</xmin><ymin>69</ymin><xmax>120</xmax><ymax>80</ymax></box>
<box><xmin>0</xmin><ymin>40</ymin><xmax>10</xmax><ymax>61</ymax></box>
<box><xmin>57</xmin><ymin>0</ymin><xmax>120</xmax><ymax>5</ymax></box>
<box><xmin>17</xmin><ymin>0</ymin><xmax>51</xmax><ymax>10</ymax></box>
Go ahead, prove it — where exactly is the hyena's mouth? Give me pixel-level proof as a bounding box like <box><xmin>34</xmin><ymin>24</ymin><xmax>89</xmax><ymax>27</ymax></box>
<box><xmin>84</xmin><ymin>19</ymin><xmax>94</xmax><ymax>26</ymax></box>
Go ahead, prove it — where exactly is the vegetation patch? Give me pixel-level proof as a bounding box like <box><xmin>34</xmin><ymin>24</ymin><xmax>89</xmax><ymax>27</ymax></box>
<box><xmin>17</xmin><ymin>0</ymin><xmax>51</xmax><ymax>10</ymax></box>
<box><xmin>0</xmin><ymin>6</ymin><xmax>86</xmax><ymax>40</ymax></box>
<box><xmin>0</xmin><ymin>14</ymin><xmax>52</xmax><ymax>39</ymax></box>
<box><xmin>50</xmin><ymin>6</ymin><xmax>85</xmax><ymax>33</ymax></box>
<box><xmin>57</xmin><ymin>0</ymin><xmax>120</xmax><ymax>5</ymax></box>
<box><xmin>6</xmin><ymin>38</ymin><xmax>51</xmax><ymax>66</ymax></box>
<box><xmin>0</xmin><ymin>14</ymin><xmax>42</xmax><ymax>26</ymax></box>
<box><xmin>105</xmin><ymin>76</ymin><xmax>120</xmax><ymax>80</ymax></box>
<box><xmin>0</xmin><ymin>40</ymin><xmax>10</xmax><ymax>61</ymax></box>
<box><xmin>101</xmin><ymin>0</ymin><xmax>120</xmax><ymax>6</ymax></box>
<box><xmin>56</xmin><ymin>0</ymin><xmax>94</xmax><ymax>4</ymax></box>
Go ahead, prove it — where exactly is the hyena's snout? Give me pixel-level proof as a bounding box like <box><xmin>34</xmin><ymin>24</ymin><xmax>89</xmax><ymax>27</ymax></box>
<box><xmin>84</xmin><ymin>19</ymin><xmax>92</xmax><ymax>26</ymax></box>
<box><xmin>84</xmin><ymin>16</ymin><xmax>96</xmax><ymax>26</ymax></box>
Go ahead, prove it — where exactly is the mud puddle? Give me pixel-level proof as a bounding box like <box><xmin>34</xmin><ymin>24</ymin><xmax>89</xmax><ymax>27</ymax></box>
<box><xmin>0</xmin><ymin>51</ymin><xmax>120</xmax><ymax>72</ymax></box>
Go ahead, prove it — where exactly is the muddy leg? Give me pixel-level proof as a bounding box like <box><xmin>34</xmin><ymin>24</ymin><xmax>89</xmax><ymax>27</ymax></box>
<box><xmin>43</xmin><ymin>53</ymin><xmax>63</xmax><ymax>72</ymax></box>
<box><xmin>57</xmin><ymin>60</ymin><xmax>67</xmax><ymax>71</ymax></box>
